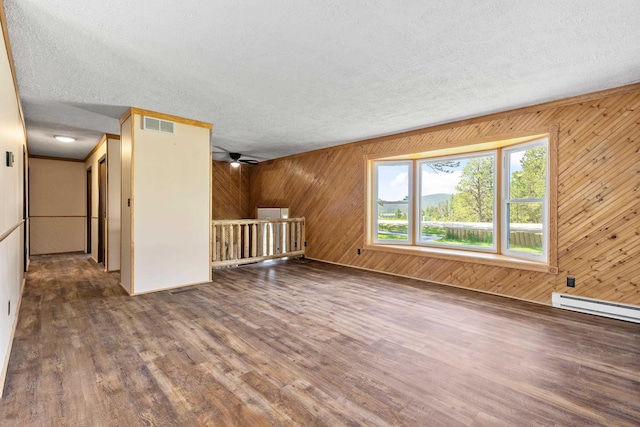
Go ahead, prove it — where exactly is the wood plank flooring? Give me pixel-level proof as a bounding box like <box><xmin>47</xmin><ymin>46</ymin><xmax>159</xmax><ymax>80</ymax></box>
<box><xmin>0</xmin><ymin>253</ymin><xmax>639</xmax><ymax>426</ymax></box>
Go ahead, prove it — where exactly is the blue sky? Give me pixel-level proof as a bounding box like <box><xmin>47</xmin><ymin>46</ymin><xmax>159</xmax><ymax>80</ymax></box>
<box><xmin>377</xmin><ymin>150</ymin><xmax>528</xmax><ymax>201</ymax></box>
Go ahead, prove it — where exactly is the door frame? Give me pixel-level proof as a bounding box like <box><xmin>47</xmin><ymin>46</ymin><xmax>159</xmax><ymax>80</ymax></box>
<box><xmin>98</xmin><ymin>155</ymin><xmax>107</xmax><ymax>265</ymax></box>
<box><xmin>86</xmin><ymin>166</ymin><xmax>92</xmax><ymax>254</ymax></box>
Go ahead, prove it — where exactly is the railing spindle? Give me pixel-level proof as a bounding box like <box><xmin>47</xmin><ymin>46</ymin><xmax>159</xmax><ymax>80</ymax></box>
<box><xmin>211</xmin><ymin>218</ymin><xmax>305</xmax><ymax>268</ymax></box>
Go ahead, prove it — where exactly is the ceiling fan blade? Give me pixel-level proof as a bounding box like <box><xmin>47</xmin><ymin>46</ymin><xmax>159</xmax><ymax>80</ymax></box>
<box><xmin>212</xmin><ymin>145</ymin><xmax>231</xmax><ymax>154</ymax></box>
<box><xmin>240</xmin><ymin>159</ymin><xmax>259</xmax><ymax>165</ymax></box>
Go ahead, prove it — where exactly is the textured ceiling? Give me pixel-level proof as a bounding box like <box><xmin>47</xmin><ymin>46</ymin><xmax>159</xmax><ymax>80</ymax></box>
<box><xmin>4</xmin><ymin>0</ymin><xmax>640</xmax><ymax>161</ymax></box>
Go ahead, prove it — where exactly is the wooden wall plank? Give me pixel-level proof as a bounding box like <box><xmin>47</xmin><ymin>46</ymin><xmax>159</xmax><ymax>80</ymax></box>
<box><xmin>250</xmin><ymin>87</ymin><xmax>640</xmax><ymax>306</ymax></box>
<box><xmin>211</xmin><ymin>161</ymin><xmax>252</xmax><ymax>220</ymax></box>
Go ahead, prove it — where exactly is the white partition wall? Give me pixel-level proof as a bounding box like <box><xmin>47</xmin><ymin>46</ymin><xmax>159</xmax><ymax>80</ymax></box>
<box><xmin>107</xmin><ymin>136</ymin><xmax>121</xmax><ymax>271</ymax></box>
<box><xmin>120</xmin><ymin>117</ymin><xmax>133</xmax><ymax>293</ymax></box>
<box><xmin>120</xmin><ymin>109</ymin><xmax>212</xmax><ymax>294</ymax></box>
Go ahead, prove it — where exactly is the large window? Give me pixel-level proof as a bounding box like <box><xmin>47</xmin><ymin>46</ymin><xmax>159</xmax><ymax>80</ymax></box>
<box><xmin>419</xmin><ymin>152</ymin><xmax>497</xmax><ymax>252</ymax></box>
<box><xmin>370</xmin><ymin>136</ymin><xmax>550</xmax><ymax>263</ymax></box>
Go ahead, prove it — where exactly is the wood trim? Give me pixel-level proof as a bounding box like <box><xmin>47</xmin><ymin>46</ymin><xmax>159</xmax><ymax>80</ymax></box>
<box><xmin>0</xmin><ymin>220</ymin><xmax>24</xmax><ymax>244</ymax></box>
<box><xmin>273</xmin><ymin>82</ymin><xmax>640</xmax><ymax>163</ymax></box>
<box><xmin>306</xmin><ymin>257</ymin><xmax>552</xmax><ymax>307</ymax></box>
<box><xmin>495</xmin><ymin>147</ymin><xmax>503</xmax><ymax>255</ymax></box>
<box><xmin>130</xmin><ymin>116</ymin><xmax>135</xmax><ymax>294</ymax></box>
<box><xmin>363</xmin><ymin>244</ymin><xmax>555</xmax><ymax>274</ymax></box>
<box><xmin>105</xmin><ymin>140</ymin><xmax>109</xmax><ymax>270</ymax></box>
<box><xmin>84</xmin><ymin>135</ymin><xmax>118</xmax><ymax>163</ymax></box>
<box><xmin>547</xmin><ymin>125</ymin><xmax>559</xmax><ymax>275</ymax></box>
<box><xmin>83</xmin><ymin>135</ymin><xmax>106</xmax><ymax>162</ymax></box>
<box><xmin>119</xmin><ymin>107</ymin><xmax>213</xmax><ymax>129</ymax></box>
<box><xmin>211</xmin><ymin>218</ymin><xmax>307</xmax><ymax>225</ymax></box>
<box><xmin>28</xmin><ymin>155</ymin><xmax>84</xmax><ymax>163</ymax></box>
<box><xmin>29</xmin><ymin>215</ymin><xmax>85</xmax><ymax>218</ymax></box>
<box><xmin>209</xmin><ymin>129</ymin><xmax>213</xmax><ymax>280</ymax></box>
<box><xmin>365</xmin><ymin>131</ymin><xmax>549</xmax><ymax>161</ymax></box>
<box><xmin>212</xmin><ymin>251</ymin><xmax>305</xmax><ymax>268</ymax></box>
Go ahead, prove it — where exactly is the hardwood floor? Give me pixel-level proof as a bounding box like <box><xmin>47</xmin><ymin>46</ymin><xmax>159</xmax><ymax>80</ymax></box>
<box><xmin>0</xmin><ymin>254</ymin><xmax>638</xmax><ymax>426</ymax></box>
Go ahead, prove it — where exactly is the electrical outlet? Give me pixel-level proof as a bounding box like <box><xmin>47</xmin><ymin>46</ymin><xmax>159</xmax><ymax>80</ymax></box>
<box><xmin>304</xmin><ymin>241</ymin><xmax>307</xmax><ymax>247</ymax></box>
<box><xmin>567</xmin><ymin>277</ymin><xmax>576</xmax><ymax>288</ymax></box>
<box><xmin>357</xmin><ymin>248</ymin><xmax>361</xmax><ymax>255</ymax></box>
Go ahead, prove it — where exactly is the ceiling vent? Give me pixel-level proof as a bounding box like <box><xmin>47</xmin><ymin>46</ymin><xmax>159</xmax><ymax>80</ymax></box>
<box><xmin>143</xmin><ymin>116</ymin><xmax>175</xmax><ymax>134</ymax></box>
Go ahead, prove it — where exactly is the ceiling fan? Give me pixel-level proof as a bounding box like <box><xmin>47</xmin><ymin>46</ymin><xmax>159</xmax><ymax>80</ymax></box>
<box><xmin>212</xmin><ymin>146</ymin><xmax>261</xmax><ymax>166</ymax></box>
<box><xmin>229</xmin><ymin>152</ymin><xmax>258</xmax><ymax>167</ymax></box>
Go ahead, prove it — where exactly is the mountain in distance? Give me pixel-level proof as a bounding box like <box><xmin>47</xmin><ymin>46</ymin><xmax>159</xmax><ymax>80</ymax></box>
<box><xmin>378</xmin><ymin>193</ymin><xmax>452</xmax><ymax>215</ymax></box>
<box><xmin>421</xmin><ymin>193</ymin><xmax>451</xmax><ymax>207</ymax></box>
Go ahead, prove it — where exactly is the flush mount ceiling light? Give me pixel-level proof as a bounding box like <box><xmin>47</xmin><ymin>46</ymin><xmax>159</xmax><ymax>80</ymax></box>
<box><xmin>54</xmin><ymin>135</ymin><xmax>76</xmax><ymax>143</ymax></box>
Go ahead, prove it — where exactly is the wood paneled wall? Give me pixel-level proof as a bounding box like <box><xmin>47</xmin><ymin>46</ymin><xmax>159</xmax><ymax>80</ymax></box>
<box><xmin>212</xmin><ymin>161</ymin><xmax>252</xmax><ymax>219</ymax></box>
<box><xmin>250</xmin><ymin>85</ymin><xmax>640</xmax><ymax>306</ymax></box>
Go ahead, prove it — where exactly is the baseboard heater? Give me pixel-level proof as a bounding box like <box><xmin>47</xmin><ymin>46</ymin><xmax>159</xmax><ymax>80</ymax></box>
<box><xmin>552</xmin><ymin>293</ymin><xmax>640</xmax><ymax>324</ymax></box>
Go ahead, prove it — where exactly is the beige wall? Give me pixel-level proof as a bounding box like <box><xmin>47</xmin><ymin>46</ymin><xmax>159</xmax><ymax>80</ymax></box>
<box><xmin>29</xmin><ymin>158</ymin><xmax>84</xmax><ymax>255</ymax></box>
<box><xmin>107</xmin><ymin>136</ymin><xmax>121</xmax><ymax>271</ymax></box>
<box><xmin>0</xmin><ymin>7</ymin><xmax>27</xmax><ymax>395</ymax></box>
<box><xmin>130</xmin><ymin>113</ymin><xmax>211</xmax><ymax>293</ymax></box>
<box><xmin>120</xmin><ymin>117</ymin><xmax>133</xmax><ymax>293</ymax></box>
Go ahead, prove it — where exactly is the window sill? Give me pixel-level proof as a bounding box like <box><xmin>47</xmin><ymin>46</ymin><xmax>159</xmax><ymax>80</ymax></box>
<box><xmin>364</xmin><ymin>244</ymin><xmax>557</xmax><ymax>274</ymax></box>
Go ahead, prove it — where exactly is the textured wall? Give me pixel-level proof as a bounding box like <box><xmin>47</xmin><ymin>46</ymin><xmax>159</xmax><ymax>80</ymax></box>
<box><xmin>250</xmin><ymin>86</ymin><xmax>640</xmax><ymax>306</ymax></box>
<box><xmin>212</xmin><ymin>161</ymin><xmax>252</xmax><ymax>219</ymax></box>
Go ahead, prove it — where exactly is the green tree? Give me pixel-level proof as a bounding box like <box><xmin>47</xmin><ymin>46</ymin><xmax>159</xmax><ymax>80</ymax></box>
<box><xmin>453</xmin><ymin>157</ymin><xmax>494</xmax><ymax>222</ymax></box>
<box><xmin>510</xmin><ymin>147</ymin><xmax>546</xmax><ymax>223</ymax></box>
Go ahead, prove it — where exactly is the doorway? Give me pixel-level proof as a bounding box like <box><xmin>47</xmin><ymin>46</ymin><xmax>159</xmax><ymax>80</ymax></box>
<box><xmin>98</xmin><ymin>156</ymin><xmax>106</xmax><ymax>265</ymax></box>
<box><xmin>86</xmin><ymin>167</ymin><xmax>92</xmax><ymax>254</ymax></box>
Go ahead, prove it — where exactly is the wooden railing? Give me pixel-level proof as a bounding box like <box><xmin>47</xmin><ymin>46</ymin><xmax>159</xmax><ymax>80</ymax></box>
<box><xmin>211</xmin><ymin>218</ymin><xmax>305</xmax><ymax>268</ymax></box>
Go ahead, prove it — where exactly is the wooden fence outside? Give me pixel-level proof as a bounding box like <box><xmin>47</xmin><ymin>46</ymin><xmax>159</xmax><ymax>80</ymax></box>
<box><xmin>444</xmin><ymin>227</ymin><xmax>542</xmax><ymax>247</ymax></box>
<box><xmin>212</xmin><ymin>218</ymin><xmax>305</xmax><ymax>268</ymax></box>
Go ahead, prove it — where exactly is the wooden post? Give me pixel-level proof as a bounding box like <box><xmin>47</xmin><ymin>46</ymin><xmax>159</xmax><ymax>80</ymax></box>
<box><xmin>236</xmin><ymin>224</ymin><xmax>241</xmax><ymax>259</ymax></box>
<box><xmin>212</xmin><ymin>224</ymin><xmax>217</xmax><ymax>261</ymax></box>
<box><xmin>243</xmin><ymin>224</ymin><xmax>249</xmax><ymax>259</ymax></box>
<box><xmin>251</xmin><ymin>223</ymin><xmax>257</xmax><ymax>257</ymax></box>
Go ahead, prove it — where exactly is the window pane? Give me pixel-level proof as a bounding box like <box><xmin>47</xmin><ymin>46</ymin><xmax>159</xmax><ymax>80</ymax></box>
<box><xmin>376</xmin><ymin>163</ymin><xmax>410</xmax><ymax>242</ymax></box>
<box><xmin>507</xmin><ymin>202</ymin><xmax>543</xmax><ymax>255</ymax></box>
<box><xmin>509</xmin><ymin>145</ymin><xmax>546</xmax><ymax>199</ymax></box>
<box><xmin>419</xmin><ymin>154</ymin><xmax>495</xmax><ymax>249</ymax></box>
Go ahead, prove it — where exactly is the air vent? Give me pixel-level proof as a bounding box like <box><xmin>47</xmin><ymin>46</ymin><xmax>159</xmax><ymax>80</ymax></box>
<box><xmin>143</xmin><ymin>116</ymin><xmax>175</xmax><ymax>134</ymax></box>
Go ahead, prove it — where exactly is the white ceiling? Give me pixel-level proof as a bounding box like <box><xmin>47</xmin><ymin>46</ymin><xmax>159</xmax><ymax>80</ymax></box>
<box><xmin>4</xmin><ymin>0</ymin><xmax>640</xmax><ymax>161</ymax></box>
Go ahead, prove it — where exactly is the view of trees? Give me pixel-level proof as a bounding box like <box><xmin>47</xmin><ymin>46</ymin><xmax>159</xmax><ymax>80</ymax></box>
<box><xmin>509</xmin><ymin>147</ymin><xmax>546</xmax><ymax>223</ymax></box>
<box><xmin>422</xmin><ymin>147</ymin><xmax>546</xmax><ymax>224</ymax></box>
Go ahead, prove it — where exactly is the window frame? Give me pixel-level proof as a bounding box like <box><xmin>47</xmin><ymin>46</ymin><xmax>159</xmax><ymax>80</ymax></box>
<box><xmin>372</xmin><ymin>160</ymin><xmax>413</xmax><ymax>245</ymax></box>
<box><xmin>501</xmin><ymin>138</ymin><xmax>549</xmax><ymax>262</ymax></box>
<box><xmin>366</xmin><ymin>130</ymin><xmax>557</xmax><ymax>274</ymax></box>
<box><xmin>416</xmin><ymin>151</ymin><xmax>498</xmax><ymax>253</ymax></box>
